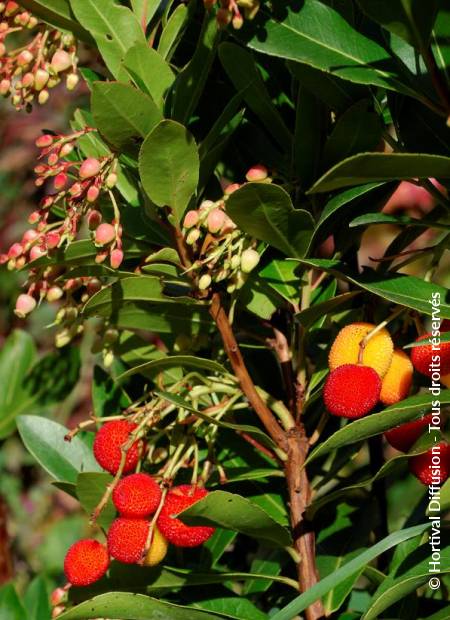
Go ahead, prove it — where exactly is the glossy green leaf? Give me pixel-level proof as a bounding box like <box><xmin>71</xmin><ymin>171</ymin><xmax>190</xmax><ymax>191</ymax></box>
<box><xmin>157</xmin><ymin>4</ymin><xmax>189</xmax><ymax>60</ymax></box>
<box><xmin>17</xmin><ymin>415</ymin><xmax>101</xmax><ymax>483</ymax></box>
<box><xmin>258</xmin><ymin>259</ymin><xmax>300</xmax><ymax>303</ymax></box>
<box><xmin>23</xmin><ymin>576</ymin><xmax>51</xmax><ymax>620</ymax></box>
<box><xmin>306</xmin><ymin>391</ymin><xmax>450</xmax><ymax>463</ymax></box>
<box><xmin>91</xmin><ymin>82</ymin><xmax>162</xmax><ymax>148</ymax></box>
<box><xmin>70</xmin><ymin>0</ymin><xmax>146</xmax><ymax>78</ymax></box>
<box><xmin>0</xmin><ymin>584</ymin><xmax>27</xmax><ymax>620</ymax></box>
<box><xmin>357</xmin><ymin>0</ymin><xmax>439</xmax><ymax>48</ymax></box>
<box><xmin>58</xmin><ymin>593</ymin><xmax>225</xmax><ymax>619</ymax></box>
<box><xmin>238</xmin><ymin>0</ymin><xmax>417</xmax><ymax>96</ymax></box>
<box><xmin>123</xmin><ymin>42</ymin><xmax>175</xmax><ymax>108</ymax></box>
<box><xmin>293</xmin><ymin>86</ymin><xmax>326</xmax><ymax>191</ymax></box>
<box><xmin>139</xmin><ymin>120</ymin><xmax>199</xmax><ymax>223</ymax></box>
<box><xmin>130</xmin><ymin>0</ymin><xmax>160</xmax><ymax>26</ymax></box>
<box><xmin>308</xmin><ymin>152</ymin><xmax>450</xmax><ymax>194</ymax></box>
<box><xmin>76</xmin><ymin>472</ymin><xmax>115</xmax><ymax>529</ymax></box>
<box><xmin>296</xmin><ymin>258</ymin><xmax>450</xmax><ymax>318</ymax></box>
<box><xmin>219</xmin><ymin>42</ymin><xmax>291</xmax><ymax>150</ymax></box>
<box><xmin>92</xmin><ymin>366</ymin><xmax>131</xmax><ymax>418</ymax></box>
<box><xmin>226</xmin><ymin>183</ymin><xmax>314</xmax><ymax>258</ymax></box>
<box><xmin>193</xmin><ymin>597</ymin><xmax>267</xmax><ymax>620</ymax></box>
<box><xmin>117</xmin><ymin>355</ymin><xmax>228</xmax><ymax>382</ymax></box>
<box><xmin>295</xmin><ymin>292</ymin><xmax>359</xmax><ymax>328</ymax></box>
<box><xmin>271</xmin><ymin>523</ymin><xmax>430</xmax><ymax>620</ymax></box>
<box><xmin>180</xmin><ymin>490</ymin><xmax>291</xmax><ymax>547</ymax></box>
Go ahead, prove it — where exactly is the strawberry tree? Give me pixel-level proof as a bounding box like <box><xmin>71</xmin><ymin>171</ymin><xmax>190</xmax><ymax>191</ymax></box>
<box><xmin>1</xmin><ymin>1</ymin><xmax>450</xmax><ymax>619</ymax></box>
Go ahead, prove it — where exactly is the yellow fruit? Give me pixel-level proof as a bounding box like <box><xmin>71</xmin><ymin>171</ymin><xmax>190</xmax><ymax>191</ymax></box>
<box><xmin>143</xmin><ymin>527</ymin><xmax>168</xmax><ymax>567</ymax></box>
<box><xmin>380</xmin><ymin>349</ymin><xmax>413</xmax><ymax>405</ymax></box>
<box><xmin>329</xmin><ymin>322</ymin><xmax>394</xmax><ymax>378</ymax></box>
<box><xmin>441</xmin><ymin>373</ymin><xmax>450</xmax><ymax>388</ymax></box>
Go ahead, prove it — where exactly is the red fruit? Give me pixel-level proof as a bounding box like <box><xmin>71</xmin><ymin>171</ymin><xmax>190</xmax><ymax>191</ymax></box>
<box><xmin>440</xmin><ymin>320</ymin><xmax>450</xmax><ymax>332</ymax></box>
<box><xmin>64</xmin><ymin>539</ymin><xmax>109</xmax><ymax>586</ymax></box>
<box><xmin>107</xmin><ymin>517</ymin><xmax>149</xmax><ymax>564</ymax></box>
<box><xmin>93</xmin><ymin>420</ymin><xmax>143</xmax><ymax>475</ymax></box>
<box><xmin>411</xmin><ymin>333</ymin><xmax>450</xmax><ymax>377</ymax></box>
<box><xmin>157</xmin><ymin>485</ymin><xmax>215</xmax><ymax>547</ymax></box>
<box><xmin>409</xmin><ymin>443</ymin><xmax>450</xmax><ymax>485</ymax></box>
<box><xmin>323</xmin><ymin>364</ymin><xmax>381</xmax><ymax>418</ymax></box>
<box><xmin>112</xmin><ymin>473</ymin><xmax>162</xmax><ymax>518</ymax></box>
<box><xmin>385</xmin><ymin>414</ymin><xmax>433</xmax><ymax>452</ymax></box>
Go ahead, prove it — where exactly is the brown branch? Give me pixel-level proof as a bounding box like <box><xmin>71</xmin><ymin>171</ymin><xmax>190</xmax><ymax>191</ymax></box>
<box><xmin>173</xmin><ymin>225</ymin><xmax>192</xmax><ymax>269</ymax></box>
<box><xmin>267</xmin><ymin>326</ymin><xmax>297</xmax><ymax>416</ymax></box>
<box><xmin>237</xmin><ymin>431</ymin><xmax>278</xmax><ymax>463</ymax></box>
<box><xmin>286</xmin><ymin>430</ymin><xmax>325</xmax><ymax>620</ymax></box>
<box><xmin>209</xmin><ymin>292</ymin><xmax>287</xmax><ymax>449</ymax></box>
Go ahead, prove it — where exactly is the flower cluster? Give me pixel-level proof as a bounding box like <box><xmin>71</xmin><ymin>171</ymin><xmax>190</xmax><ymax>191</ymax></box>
<box><xmin>183</xmin><ymin>165</ymin><xmax>269</xmax><ymax>294</ymax></box>
<box><xmin>0</xmin><ymin>1</ymin><xmax>79</xmax><ymax>110</ymax></box>
<box><xmin>204</xmin><ymin>0</ymin><xmax>260</xmax><ymax>29</ymax></box>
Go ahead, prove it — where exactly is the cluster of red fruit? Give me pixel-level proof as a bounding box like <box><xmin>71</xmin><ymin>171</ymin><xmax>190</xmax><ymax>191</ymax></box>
<box><xmin>0</xmin><ymin>1</ymin><xmax>78</xmax><ymax>110</ymax></box>
<box><xmin>183</xmin><ymin>165</ymin><xmax>268</xmax><ymax>294</ymax></box>
<box><xmin>204</xmin><ymin>0</ymin><xmax>260</xmax><ymax>29</ymax></box>
<box><xmin>2</xmin><ymin>129</ymin><xmax>123</xmax><ymax>326</ymax></box>
<box><xmin>323</xmin><ymin>320</ymin><xmax>450</xmax><ymax>485</ymax></box>
<box><xmin>63</xmin><ymin>420</ymin><xmax>214</xmax><ymax>590</ymax></box>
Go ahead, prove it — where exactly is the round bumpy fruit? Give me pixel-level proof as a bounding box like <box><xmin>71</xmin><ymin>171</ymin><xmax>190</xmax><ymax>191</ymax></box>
<box><xmin>323</xmin><ymin>364</ymin><xmax>381</xmax><ymax>418</ymax></box>
<box><xmin>143</xmin><ymin>527</ymin><xmax>169</xmax><ymax>567</ymax></box>
<box><xmin>107</xmin><ymin>517</ymin><xmax>149</xmax><ymax>564</ymax></box>
<box><xmin>385</xmin><ymin>414</ymin><xmax>433</xmax><ymax>452</ymax></box>
<box><xmin>157</xmin><ymin>485</ymin><xmax>215</xmax><ymax>547</ymax></box>
<box><xmin>64</xmin><ymin>539</ymin><xmax>109</xmax><ymax>586</ymax></box>
<box><xmin>329</xmin><ymin>322</ymin><xmax>394</xmax><ymax>378</ymax></box>
<box><xmin>409</xmin><ymin>443</ymin><xmax>450</xmax><ymax>485</ymax></box>
<box><xmin>93</xmin><ymin>420</ymin><xmax>144</xmax><ymax>475</ymax></box>
<box><xmin>411</xmin><ymin>333</ymin><xmax>450</xmax><ymax>377</ymax></box>
<box><xmin>380</xmin><ymin>349</ymin><xmax>413</xmax><ymax>406</ymax></box>
<box><xmin>112</xmin><ymin>473</ymin><xmax>162</xmax><ymax>518</ymax></box>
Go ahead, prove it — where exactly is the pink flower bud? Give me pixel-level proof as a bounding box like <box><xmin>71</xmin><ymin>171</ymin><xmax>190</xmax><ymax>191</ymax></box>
<box><xmin>183</xmin><ymin>210</ymin><xmax>199</xmax><ymax>228</ymax></box>
<box><xmin>0</xmin><ymin>79</ymin><xmax>10</xmax><ymax>95</ymax></box>
<box><xmin>246</xmin><ymin>164</ymin><xmax>268</xmax><ymax>182</ymax></box>
<box><xmin>17</xmin><ymin>11</ymin><xmax>30</xmax><ymax>26</ymax></box>
<box><xmin>95</xmin><ymin>223</ymin><xmax>115</xmax><ymax>246</ymax></box>
<box><xmin>221</xmin><ymin>214</ymin><xmax>236</xmax><ymax>234</ymax></box>
<box><xmin>59</xmin><ymin>143</ymin><xmax>73</xmax><ymax>157</ymax></box>
<box><xmin>186</xmin><ymin>228</ymin><xmax>200</xmax><ymax>245</ymax></box>
<box><xmin>51</xmin><ymin>49</ymin><xmax>72</xmax><ymax>73</ymax></box>
<box><xmin>15</xmin><ymin>293</ymin><xmax>36</xmax><ymax>318</ymax></box>
<box><xmin>110</xmin><ymin>248</ymin><xmax>124</xmax><ymax>269</ymax></box>
<box><xmin>240</xmin><ymin>248</ymin><xmax>260</xmax><ymax>273</ymax></box>
<box><xmin>15</xmin><ymin>256</ymin><xmax>26</xmax><ymax>269</ymax></box>
<box><xmin>53</xmin><ymin>172</ymin><xmax>67</xmax><ymax>191</ymax></box>
<box><xmin>0</xmin><ymin>254</ymin><xmax>8</xmax><ymax>264</ymax></box>
<box><xmin>217</xmin><ymin>7</ymin><xmax>232</xmax><ymax>26</ymax></box>
<box><xmin>22</xmin><ymin>72</ymin><xmax>34</xmax><ymax>88</ymax></box>
<box><xmin>52</xmin><ymin>605</ymin><xmax>66</xmax><ymax>618</ymax></box>
<box><xmin>86</xmin><ymin>185</ymin><xmax>100</xmax><ymax>203</ymax></box>
<box><xmin>40</xmin><ymin>196</ymin><xmax>54</xmax><ymax>209</ymax></box>
<box><xmin>35</xmin><ymin>133</ymin><xmax>54</xmax><ymax>148</ymax></box>
<box><xmin>106</xmin><ymin>172</ymin><xmax>117</xmax><ymax>188</ymax></box>
<box><xmin>86</xmin><ymin>278</ymin><xmax>102</xmax><ymax>296</ymax></box>
<box><xmin>17</xmin><ymin>50</ymin><xmax>33</xmax><ymax>66</ymax></box>
<box><xmin>38</xmin><ymin>90</ymin><xmax>49</xmax><ymax>105</ymax></box>
<box><xmin>198</xmin><ymin>274</ymin><xmax>212</xmax><ymax>290</ymax></box>
<box><xmin>69</xmin><ymin>182</ymin><xmax>82</xmax><ymax>197</ymax></box>
<box><xmin>47</xmin><ymin>152</ymin><xmax>58</xmax><ymax>166</ymax></box>
<box><xmin>28</xmin><ymin>210</ymin><xmax>41</xmax><ymax>224</ymax></box>
<box><xmin>45</xmin><ymin>231</ymin><xmax>60</xmax><ymax>249</ymax></box>
<box><xmin>87</xmin><ymin>210</ymin><xmax>102</xmax><ymax>230</ymax></box>
<box><xmin>66</xmin><ymin>72</ymin><xmax>79</xmax><ymax>91</ymax></box>
<box><xmin>34</xmin><ymin>68</ymin><xmax>49</xmax><ymax>91</ymax></box>
<box><xmin>27</xmin><ymin>16</ymin><xmax>38</xmax><ymax>28</ymax></box>
<box><xmin>47</xmin><ymin>286</ymin><xmax>63</xmax><ymax>302</ymax></box>
<box><xmin>95</xmin><ymin>250</ymin><xmax>108</xmax><ymax>264</ymax></box>
<box><xmin>50</xmin><ymin>587</ymin><xmax>66</xmax><ymax>607</ymax></box>
<box><xmin>224</xmin><ymin>183</ymin><xmax>240</xmax><ymax>195</ymax></box>
<box><xmin>232</xmin><ymin>13</ymin><xmax>244</xmax><ymax>29</ymax></box>
<box><xmin>207</xmin><ymin>208</ymin><xmax>226</xmax><ymax>233</ymax></box>
<box><xmin>79</xmin><ymin>157</ymin><xmax>101</xmax><ymax>179</ymax></box>
<box><xmin>5</xmin><ymin>1</ymin><xmax>19</xmax><ymax>16</ymax></box>
<box><xmin>7</xmin><ymin>242</ymin><xmax>23</xmax><ymax>259</ymax></box>
<box><xmin>22</xmin><ymin>229</ymin><xmax>39</xmax><ymax>244</ymax></box>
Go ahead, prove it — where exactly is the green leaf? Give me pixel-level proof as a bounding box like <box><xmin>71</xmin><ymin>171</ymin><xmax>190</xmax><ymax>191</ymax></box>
<box><xmin>295</xmin><ymin>292</ymin><xmax>359</xmax><ymax>328</ymax></box>
<box><xmin>258</xmin><ymin>259</ymin><xmax>300</xmax><ymax>303</ymax></box>
<box><xmin>295</xmin><ymin>258</ymin><xmax>450</xmax><ymax>318</ymax></box>
<box><xmin>92</xmin><ymin>366</ymin><xmax>131</xmax><ymax>418</ymax></box>
<box><xmin>70</xmin><ymin>0</ymin><xmax>146</xmax><ymax>78</ymax></box>
<box><xmin>356</xmin><ymin>0</ymin><xmax>439</xmax><ymax>48</ymax></box>
<box><xmin>0</xmin><ymin>584</ymin><xmax>27</xmax><ymax>620</ymax></box>
<box><xmin>23</xmin><ymin>576</ymin><xmax>51</xmax><ymax>620</ymax></box>
<box><xmin>193</xmin><ymin>597</ymin><xmax>267</xmax><ymax>620</ymax></box>
<box><xmin>117</xmin><ymin>355</ymin><xmax>228</xmax><ymax>382</ymax></box>
<box><xmin>238</xmin><ymin>0</ymin><xmax>417</xmax><ymax>96</ymax></box>
<box><xmin>270</xmin><ymin>523</ymin><xmax>430</xmax><ymax>620</ymax></box>
<box><xmin>76</xmin><ymin>472</ymin><xmax>115</xmax><ymax>529</ymax></box>
<box><xmin>322</xmin><ymin>100</ymin><xmax>382</xmax><ymax>170</ymax></box>
<box><xmin>58</xmin><ymin>593</ymin><xmax>226</xmax><ymax>619</ymax></box>
<box><xmin>139</xmin><ymin>120</ymin><xmax>199</xmax><ymax>223</ymax></box>
<box><xmin>226</xmin><ymin>183</ymin><xmax>314</xmax><ymax>258</ymax></box>
<box><xmin>123</xmin><ymin>42</ymin><xmax>175</xmax><ymax>108</ymax></box>
<box><xmin>91</xmin><ymin>82</ymin><xmax>162</xmax><ymax>149</ymax></box>
<box><xmin>293</xmin><ymin>86</ymin><xmax>326</xmax><ymax>191</ymax></box>
<box><xmin>131</xmin><ymin>0</ymin><xmax>160</xmax><ymax>26</ymax></box>
<box><xmin>17</xmin><ymin>415</ymin><xmax>101</xmax><ymax>483</ymax></box>
<box><xmin>219</xmin><ymin>42</ymin><xmax>292</xmax><ymax>150</ymax></box>
<box><xmin>172</xmin><ymin>13</ymin><xmax>220</xmax><ymax>124</ymax></box>
<box><xmin>0</xmin><ymin>330</ymin><xmax>36</xmax><ymax>438</ymax></box>
<box><xmin>180</xmin><ymin>490</ymin><xmax>291</xmax><ymax>547</ymax></box>
<box><xmin>308</xmin><ymin>152</ymin><xmax>450</xmax><ymax>193</ymax></box>
<box><xmin>157</xmin><ymin>4</ymin><xmax>189</xmax><ymax>61</ymax></box>
<box><xmin>306</xmin><ymin>391</ymin><xmax>450</xmax><ymax>463</ymax></box>
<box><xmin>20</xmin><ymin>0</ymin><xmax>92</xmax><ymax>42</ymax></box>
